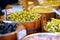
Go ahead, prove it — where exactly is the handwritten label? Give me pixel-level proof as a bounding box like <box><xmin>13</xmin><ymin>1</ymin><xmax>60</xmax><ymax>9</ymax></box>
<box><xmin>17</xmin><ymin>29</ymin><xmax>26</xmax><ymax>40</ymax></box>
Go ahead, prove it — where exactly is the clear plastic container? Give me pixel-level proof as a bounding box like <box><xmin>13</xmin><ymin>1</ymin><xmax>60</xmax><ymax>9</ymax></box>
<box><xmin>22</xmin><ymin>33</ymin><xmax>60</xmax><ymax>40</ymax></box>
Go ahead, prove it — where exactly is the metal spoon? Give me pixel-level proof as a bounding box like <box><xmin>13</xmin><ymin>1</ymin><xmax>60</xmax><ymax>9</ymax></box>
<box><xmin>44</xmin><ymin>6</ymin><xmax>60</xmax><ymax>16</ymax></box>
<box><xmin>52</xmin><ymin>8</ymin><xmax>60</xmax><ymax>16</ymax></box>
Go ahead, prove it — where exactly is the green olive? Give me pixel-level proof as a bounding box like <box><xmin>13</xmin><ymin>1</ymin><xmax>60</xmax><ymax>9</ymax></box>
<box><xmin>8</xmin><ymin>10</ymin><xmax>41</xmax><ymax>22</ymax></box>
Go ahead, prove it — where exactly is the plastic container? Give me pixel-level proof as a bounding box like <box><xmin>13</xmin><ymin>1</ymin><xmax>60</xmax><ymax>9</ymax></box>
<box><xmin>7</xmin><ymin>10</ymin><xmax>41</xmax><ymax>35</ymax></box>
<box><xmin>22</xmin><ymin>33</ymin><xmax>60</xmax><ymax>40</ymax></box>
<box><xmin>42</xmin><ymin>18</ymin><xmax>60</xmax><ymax>32</ymax></box>
<box><xmin>0</xmin><ymin>21</ymin><xmax>25</xmax><ymax>40</ymax></box>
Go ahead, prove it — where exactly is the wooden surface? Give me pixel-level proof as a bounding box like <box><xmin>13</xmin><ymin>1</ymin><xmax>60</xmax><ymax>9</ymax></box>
<box><xmin>40</xmin><ymin>12</ymin><xmax>55</xmax><ymax>27</ymax></box>
<box><xmin>21</xmin><ymin>20</ymin><xmax>41</xmax><ymax>35</ymax></box>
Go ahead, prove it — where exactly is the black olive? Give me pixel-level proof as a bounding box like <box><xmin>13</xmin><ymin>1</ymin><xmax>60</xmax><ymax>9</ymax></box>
<box><xmin>0</xmin><ymin>21</ymin><xmax>17</xmax><ymax>34</ymax></box>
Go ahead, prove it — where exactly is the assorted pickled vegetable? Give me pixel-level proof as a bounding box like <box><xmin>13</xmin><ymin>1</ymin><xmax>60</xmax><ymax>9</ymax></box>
<box><xmin>45</xmin><ymin>18</ymin><xmax>60</xmax><ymax>32</ymax></box>
<box><xmin>8</xmin><ymin>10</ymin><xmax>41</xmax><ymax>22</ymax></box>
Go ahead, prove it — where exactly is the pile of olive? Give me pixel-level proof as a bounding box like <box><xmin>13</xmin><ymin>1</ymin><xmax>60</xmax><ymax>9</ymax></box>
<box><xmin>45</xmin><ymin>18</ymin><xmax>60</xmax><ymax>32</ymax></box>
<box><xmin>40</xmin><ymin>1</ymin><xmax>60</xmax><ymax>6</ymax></box>
<box><xmin>30</xmin><ymin>6</ymin><xmax>53</xmax><ymax>13</ymax></box>
<box><xmin>8</xmin><ymin>10</ymin><xmax>41</xmax><ymax>22</ymax></box>
<box><xmin>0</xmin><ymin>21</ymin><xmax>17</xmax><ymax>34</ymax></box>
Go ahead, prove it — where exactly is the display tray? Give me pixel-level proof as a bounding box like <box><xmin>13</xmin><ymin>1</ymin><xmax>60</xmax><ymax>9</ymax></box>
<box><xmin>7</xmin><ymin>11</ymin><xmax>41</xmax><ymax>35</ymax></box>
<box><xmin>22</xmin><ymin>33</ymin><xmax>60</xmax><ymax>40</ymax></box>
<box><xmin>0</xmin><ymin>20</ymin><xmax>26</xmax><ymax>40</ymax></box>
<box><xmin>0</xmin><ymin>21</ymin><xmax>18</xmax><ymax>40</ymax></box>
<box><xmin>42</xmin><ymin>18</ymin><xmax>60</xmax><ymax>32</ymax></box>
<box><xmin>29</xmin><ymin>6</ymin><xmax>54</xmax><ymax>13</ymax></box>
<box><xmin>38</xmin><ymin>1</ymin><xmax>60</xmax><ymax>6</ymax></box>
<box><xmin>37</xmin><ymin>1</ymin><xmax>60</xmax><ymax>10</ymax></box>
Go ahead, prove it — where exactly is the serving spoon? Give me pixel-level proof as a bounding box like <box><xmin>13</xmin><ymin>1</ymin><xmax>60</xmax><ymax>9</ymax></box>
<box><xmin>52</xmin><ymin>9</ymin><xmax>60</xmax><ymax>16</ymax></box>
<box><xmin>44</xmin><ymin>6</ymin><xmax>60</xmax><ymax>16</ymax></box>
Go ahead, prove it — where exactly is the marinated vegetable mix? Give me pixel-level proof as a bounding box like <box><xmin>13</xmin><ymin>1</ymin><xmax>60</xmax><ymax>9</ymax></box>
<box><xmin>45</xmin><ymin>18</ymin><xmax>60</xmax><ymax>32</ymax></box>
<box><xmin>8</xmin><ymin>10</ymin><xmax>41</xmax><ymax>22</ymax></box>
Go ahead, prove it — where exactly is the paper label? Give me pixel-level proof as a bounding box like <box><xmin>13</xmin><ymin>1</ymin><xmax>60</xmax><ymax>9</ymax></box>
<box><xmin>17</xmin><ymin>29</ymin><xmax>26</xmax><ymax>40</ymax></box>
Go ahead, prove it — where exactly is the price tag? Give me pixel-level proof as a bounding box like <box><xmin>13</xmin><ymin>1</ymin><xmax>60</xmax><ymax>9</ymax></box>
<box><xmin>17</xmin><ymin>29</ymin><xmax>26</xmax><ymax>40</ymax></box>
